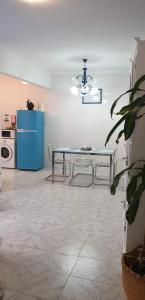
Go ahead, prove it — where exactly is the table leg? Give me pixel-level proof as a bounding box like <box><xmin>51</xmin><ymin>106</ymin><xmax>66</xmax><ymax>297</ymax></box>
<box><xmin>52</xmin><ymin>151</ymin><xmax>55</xmax><ymax>183</ymax></box>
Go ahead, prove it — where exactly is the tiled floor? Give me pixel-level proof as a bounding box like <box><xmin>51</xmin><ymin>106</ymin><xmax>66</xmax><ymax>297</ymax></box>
<box><xmin>0</xmin><ymin>169</ymin><xmax>127</xmax><ymax>300</ymax></box>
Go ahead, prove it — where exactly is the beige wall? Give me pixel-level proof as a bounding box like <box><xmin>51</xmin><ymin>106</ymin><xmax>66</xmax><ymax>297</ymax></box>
<box><xmin>0</xmin><ymin>72</ymin><xmax>129</xmax><ymax>167</ymax></box>
<box><xmin>0</xmin><ymin>74</ymin><xmax>50</xmax><ymax>118</ymax></box>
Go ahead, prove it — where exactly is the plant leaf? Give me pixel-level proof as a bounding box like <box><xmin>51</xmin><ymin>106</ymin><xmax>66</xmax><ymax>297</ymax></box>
<box><xmin>126</xmin><ymin>174</ymin><xmax>141</xmax><ymax>204</ymax></box>
<box><xmin>126</xmin><ymin>183</ymin><xmax>145</xmax><ymax>225</ymax></box>
<box><xmin>115</xmin><ymin>130</ymin><xmax>124</xmax><ymax>144</ymax></box>
<box><xmin>130</xmin><ymin>94</ymin><xmax>145</xmax><ymax>106</ymax></box>
<box><xmin>116</xmin><ymin>95</ymin><xmax>145</xmax><ymax>116</ymax></box>
<box><xmin>136</xmin><ymin>112</ymin><xmax>145</xmax><ymax>120</ymax></box>
<box><xmin>130</xmin><ymin>75</ymin><xmax>145</xmax><ymax>102</ymax></box>
<box><xmin>124</xmin><ymin>111</ymin><xmax>137</xmax><ymax>140</ymax></box>
<box><xmin>110</xmin><ymin>87</ymin><xmax>145</xmax><ymax>118</ymax></box>
<box><xmin>111</xmin><ymin>160</ymin><xmax>145</xmax><ymax>195</ymax></box>
<box><xmin>142</xmin><ymin>164</ymin><xmax>145</xmax><ymax>188</ymax></box>
<box><xmin>111</xmin><ymin>163</ymin><xmax>137</xmax><ymax>195</ymax></box>
<box><xmin>105</xmin><ymin>114</ymin><xmax>127</xmax><ymax>146</ymax></box>
<box><xmin>110</xmin><ymin>89</ymin><xmax>134</xmax><ymax>118</ymax></box>
<box><xmin>116</xmin><ymin>103</ymin><xmax>134</xmax><ymax>116</ymax></box>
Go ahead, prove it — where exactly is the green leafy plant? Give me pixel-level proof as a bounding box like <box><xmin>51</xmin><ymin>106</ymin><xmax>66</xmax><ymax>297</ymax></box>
<box><xmin>105</xmin><ymin>75</ymin><xmax>145</xmax><ymax>225</ymax></box>
<box><xmin>105</xmin><ymin>75</ymin><xmax>145</xmax><ymax>146</ymax></box>
<box><xmin>110</xmin><ymin>160</ymin><xmax>145</xmax><ymax>224</ymax></box>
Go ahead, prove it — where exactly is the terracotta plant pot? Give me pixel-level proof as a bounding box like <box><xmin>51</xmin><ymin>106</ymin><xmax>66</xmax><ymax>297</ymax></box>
<box><xmin>122</xmin><ymin>255</ymin><xmax>145</xmax><ymax>300</ymax></box>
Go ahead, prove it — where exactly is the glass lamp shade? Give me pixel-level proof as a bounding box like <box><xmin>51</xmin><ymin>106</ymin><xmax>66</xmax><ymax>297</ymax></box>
<box><xmin>71</xmin><ymin>73</ymin><xmax>99</xmax><ymax>97</ymax></box>
<box><xmin>71</xmin><ymin>85</ymin><xmax>91</xmax><ymax>96</ymax></box>
<box><xmin>80</xmin><ymin>85</ymin><xmax>90</xmax><ymax>96</ymax></box>
<box><xmin>70</xmin><ymin>85</ymin><xmax>99</xmax><ymax>97</ymax></box>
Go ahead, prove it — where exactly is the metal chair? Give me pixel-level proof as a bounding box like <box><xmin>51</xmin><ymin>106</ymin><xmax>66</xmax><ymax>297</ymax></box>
<box><xmin>45</xmin><ymin>145</ymin><xmax>71</xmax><ymax>182</ymax></box>
<box><xmin>93</xmin><ymin>149</ymin><xmax>117</xmax><ymax>186</ymax></box>
<box><xmin>69</xmin><ymin>157</ymin><xmax>94</xmax><ymax>187</ymax></box>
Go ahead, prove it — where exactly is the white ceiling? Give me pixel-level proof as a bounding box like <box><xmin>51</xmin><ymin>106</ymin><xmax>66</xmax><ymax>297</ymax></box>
<box><xmin>0</xmin><ymin>0</ymin><xmax>145</xmax><ymax>74</ymax></box>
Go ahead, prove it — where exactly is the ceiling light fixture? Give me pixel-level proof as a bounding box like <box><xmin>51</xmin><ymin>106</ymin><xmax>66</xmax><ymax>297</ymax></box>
<box><xmin>23</xmin><ymin>0</ymin><xmax>48</xmax><ymax>4</ymax></box>
<box><xmin>22</xmin><ymin>81</ymin><xmax>28</xmax><ymax>85</ymax></box>
<box><xmin>71</xmin><ymin>58</ymin><xmax>98</xmax><ymax>97</ymax></box>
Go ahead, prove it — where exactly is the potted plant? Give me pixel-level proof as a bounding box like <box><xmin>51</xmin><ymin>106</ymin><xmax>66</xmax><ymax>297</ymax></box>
<box><xmin>122</xmin><ymin>243</ymin><xmax>145</xmax><ymax>300</ymax></box>
<box><xmin>105</xmin><ymin>74</ymin><xmax>145</xmax><ymax>300</ymax></box>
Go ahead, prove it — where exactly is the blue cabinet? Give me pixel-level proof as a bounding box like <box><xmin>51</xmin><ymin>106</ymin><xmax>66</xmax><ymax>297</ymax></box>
<box><xmin>16</xmin><ymin>110</ymin><xmax>44</xmax><ymax>170</ymax></box>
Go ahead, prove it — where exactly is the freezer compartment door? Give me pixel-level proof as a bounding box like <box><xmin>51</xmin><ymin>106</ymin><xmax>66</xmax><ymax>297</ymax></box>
<box><xmin>17</xmin><ymin>132</ymin><xmax>40</xmax><ymax>170</ymax></box>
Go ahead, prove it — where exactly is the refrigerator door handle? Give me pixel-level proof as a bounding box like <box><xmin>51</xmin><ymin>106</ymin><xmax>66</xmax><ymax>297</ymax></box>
<box><xmin>17</xmin><ymin>129</ymin><xmax>37</xmax><ymax>133</ymax></box>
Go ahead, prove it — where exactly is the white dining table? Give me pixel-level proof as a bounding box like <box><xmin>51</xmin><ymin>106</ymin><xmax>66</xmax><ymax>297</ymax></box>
<box><xmin>51</xmin><ymin>147</ymin><xmax>115</xmax><ymax>186</ymax></box>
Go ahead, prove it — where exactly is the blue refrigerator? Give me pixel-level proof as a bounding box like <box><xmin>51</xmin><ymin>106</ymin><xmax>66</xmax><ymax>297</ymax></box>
<box><xmin>17</xmin><ymin>110</ymin><xmax>44</xmax><ymax>170</ymax></box>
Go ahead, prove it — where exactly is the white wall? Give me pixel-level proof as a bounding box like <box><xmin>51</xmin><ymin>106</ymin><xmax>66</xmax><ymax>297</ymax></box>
<box><xmin>0</xmin><ymin>46</ymin><xmax>51</xmax><ymax>88</ymax></box>
<box><xmin>0</xmin><ymin>72</ymin><xmax>129</xmax><ymax>167</ymax></box>
<box><xmin>125</xmin><ymin>38</ymin><xmax>145</xmax><ymax>250</ymax></box>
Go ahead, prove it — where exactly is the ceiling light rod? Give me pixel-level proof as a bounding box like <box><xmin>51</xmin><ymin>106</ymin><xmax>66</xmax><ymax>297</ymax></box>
<box><xmin>76</xmin><ymin>58</ymin><xmax>93</xmax><ymax>87</ymax></box>
<box><xmin>70</xmin><ymin>58</ymin><xmax>95</xmax><ymax>97</ymax></box>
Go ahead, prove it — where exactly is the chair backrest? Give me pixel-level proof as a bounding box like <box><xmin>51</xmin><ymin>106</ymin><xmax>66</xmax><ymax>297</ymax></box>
<box><xmin>73</xmin><ymin>157</ymin><xmax>93</xmax><ymax>166</ymax></box>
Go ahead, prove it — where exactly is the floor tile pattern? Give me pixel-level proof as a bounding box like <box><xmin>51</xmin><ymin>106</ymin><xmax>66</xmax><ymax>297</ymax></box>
<box><xmin>0</xmin><ymin>169</ymin><xmax>126</xmax><ymax>299</ymax></box>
